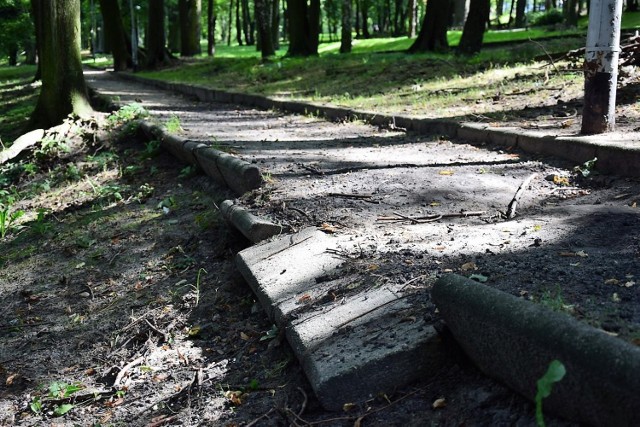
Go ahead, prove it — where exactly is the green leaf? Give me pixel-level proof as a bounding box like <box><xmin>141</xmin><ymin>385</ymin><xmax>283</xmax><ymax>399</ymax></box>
<box><xmin>469</xmin><ymin>273</ymin><xmax>488</xmax><ymax>283</ymax></box>
<box><xmin>29</xmin><ymin>397</ymin><xmax>42</xmax><ymax>414</ymax></box>
<box><xmin>53</xmin><ymin>404</ymin><xmax>74</xmax><ymax>416</ymax></box>
<box><xmin>535</xmin><ymin>360</ymin><xmax>566</xmax><ymax>427</ymax></box>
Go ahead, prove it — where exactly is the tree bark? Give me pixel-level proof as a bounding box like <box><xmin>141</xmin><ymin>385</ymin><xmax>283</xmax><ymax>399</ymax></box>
<box><xmin>236</xmin><ymin>0</ymin><xmax>243</xmax><ymax>45</ymax></box>
<box><xmin>452</xmin><ymin>0</ymin><xmax>469</xmax><ymax>26</ymax></box>
<box><xmin>361</xmin><ymin>0</ymin><xmax>370</xmax><ymax>37</ymax></box>
<box><xmin>208</xmin><ymin>0</ymin><xmax>216</xmax><ymax>55</ymax></box>
<box><xmin>179</xmin><ymin>0</ymin><xmax>202</xmax><ymax>56</ymax></box>
<box><xmin>255</xmin><ymin>0</ymin><xmax>275</xmax><ymax>58</ymax></box>
<box><xmin>272</xmin><ymin>0</ymin><xmax>281</xmax><ymax>48</ymax></box>
<box><xmin>515</xmin><ymin>0</ymin><xmax>527</xmax><ymax>27</ymax></box>
<box><xmin>146</xmin><ymin>0</ymin><xmax>172</xmax><ymax>69</ymax></box>
<box><xmin>241</xmin><ymin>0</ymin><xmax>254</xmax><ymax>44</ymax></box>
<box><xmin>408</xmin><ymin>0</ymin><xmax>451</xmax><ymax>52</ymax></box>
<box><xmin>286</xmin><ymin>0</ymin><xmax>319</xmax><ymax>56</ymax></box>
<box><xmin>98</xmin><ymin>0</ymin><xmax>131</xmax><ymax>71</ymax></box>
<box><xmin>28</xmin><ymin>0</ymin><xmax>92</xmax><ymax>130</ymax></box>
<box><xmin>458</xmin><ymin>0</ymin><xmax>490</xmax><ymax>54</ymax></box>
<box><xmin>340</xmin><ymin>0</ymin><xmax>352</xmax><ymax>52</ymax></box>
<box><xmin>407</xmin><ymin>0</ymin><xmax>416</xmax><ymax>37</ymax></box>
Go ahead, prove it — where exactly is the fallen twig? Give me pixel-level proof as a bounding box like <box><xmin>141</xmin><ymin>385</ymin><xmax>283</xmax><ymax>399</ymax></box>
<box><xmin>327</xmin><ymin>192</ymin><xmax>374</xmax><ymax>200</ymax></box>
<box><xmin>287</xmin><ymin>206</ymin><xmax>311</xmax><ymax>219</ymax></box>
<box><xmin>246</xmin><ymin>408</ymin><xmax>277</xmax><ymax>427</ymax></box>
<box><xmin>376</xmin><ymin>210</ymin><xmax>486</xmax><ymax>223</ymax></box>
<box><xmin>506</xmin><ymin>173</ymin><xmax>538</xmax><ymax>219</ymax></box>
<box><xmin>113</xmin><ymin>356</ymin><xmax>144</xmax><ymax>388</ymax></box>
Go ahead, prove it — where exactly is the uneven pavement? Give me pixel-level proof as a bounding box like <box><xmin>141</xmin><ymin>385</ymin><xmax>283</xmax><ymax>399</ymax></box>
<box><xmin>86</xmin><ymin>69</ymin><xmax>640</xmax><ymax>425</ymax></box>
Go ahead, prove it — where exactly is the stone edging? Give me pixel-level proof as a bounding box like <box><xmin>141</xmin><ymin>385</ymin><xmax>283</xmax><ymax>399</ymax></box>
<box><xmin>115</xmin><ymin>71</ymin><xmax>640</xmax><ymax>177</ymax></box>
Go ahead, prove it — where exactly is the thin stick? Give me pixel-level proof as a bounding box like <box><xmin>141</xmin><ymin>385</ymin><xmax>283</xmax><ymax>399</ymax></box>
<box><xmin>506</xmin><ymin>173</ymin><xmax>538</xmax><ymax>219</ymax></box>
<box><xmin>113</xmin><ymin>356</ymin><xmax>144</xmax><ymax>388</ymax></box>
<box><xmin>376</xmin><ymin>211</ymin><xmax>486</xmax><ymax>222</ymax></box>
<box><xmin>287</xmin><ymin>206</ymin><xmax>311</xmax><ymax>219</ymax></box>
<box><xmin>327</xmin><ymin>192</ymin><xmax>374</xmax><ymax>199</ymax></box>
<box><xmin>246</xmin><ymin>408</ymin><xmax>276</xmax><ymax>427</ymax></box>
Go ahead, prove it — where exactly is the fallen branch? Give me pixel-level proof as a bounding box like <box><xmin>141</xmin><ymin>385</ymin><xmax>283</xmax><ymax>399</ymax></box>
<box><xmin>505</xmin><ymin>173</ymin><xmax>538</xmax><ymax>219</ymax></box>
<box><xmin>376</xmin><ymin>210</ymin><xmax>486</xmax><ymax>223</ymax></box>
<box><xmin>0</xmin><ymin>129</ymin><xmax>44</xmax><ymax>165</ymax></box>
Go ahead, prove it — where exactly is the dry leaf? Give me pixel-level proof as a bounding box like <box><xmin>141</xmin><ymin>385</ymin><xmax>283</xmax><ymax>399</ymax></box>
<box><xmin>605</xmin><ymin>278</ymin><xmax>620</xmax><ymax>286</ymax></box>
<box><xmin>104</xmin><ymin>398</ymin><xmax>125</xmax><ymax>408</ymax></box>
<box><xmin>432</xmin><ymin>397</ymin><xmax>447</xmax><ymax>409</ymax></box>
<box><xmin>5</xmin><ymin>373</ymin><xmax>17</xmax><ymax>386</ymax></box>
<box><xmin>439</xmin><ymin>170</ymin><xmax>454</xmax><ymax>176</ymax></box>
<box><xmin>342</xmin><ymin>402</ymin><xmax>356</xmax><ymax>412</ymax></box>
<box><xmin>320</xmin><ymin>223</ymin><xmax>338</xmax><ymax>233</ymax></box>
<box><xmin>298</xmin><ymin>294</ymin><xmax>312</xmax><ymax>303</ymax></box>
<box><xmin>367</xmin><ymin>264</ymin><xmax>379</xmax><ymax>271</ymax></box>
<box><xmin>224</xmin><ymin>390</ymin><xmax>244</xmax><ymax>405</ymax></box>
<box><xmin>240</xmin><ymin>332</ymin><xmax>251</xmax><ymax>341</ymax></box>
<box><xmin>85</xmin><ymin>367</ymin><xmax>96</xmax><ymax>376</ymax></box>
<box><xmin>575</xmin><ymin>250</ymin><xmax>588</xmax><ymax>258</ymax></box>
<box><xmin>461</xmin><ymin>262</ymin><xmax>477</xmax><ymax>271</ymax></box>
<box><xmin>625</xmin><ymin>281</ymin><xmax>636</xmax><ymax>288</ymax></box>
<box><xmin>354</xmin><ymin>416</ymin><xmax>364</xmax><ymax>427</ymax></box>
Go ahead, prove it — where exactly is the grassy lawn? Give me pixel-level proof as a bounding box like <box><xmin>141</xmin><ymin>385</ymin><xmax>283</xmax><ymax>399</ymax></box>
<box><xmin>0</xmin><ymin>65</ymin><xmax>38</xmax><ymax>144</ymax></box>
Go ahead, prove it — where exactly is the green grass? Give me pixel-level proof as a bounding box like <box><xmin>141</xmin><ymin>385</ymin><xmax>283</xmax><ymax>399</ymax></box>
<box><xmin>0</xmin><ymin>64</ymin><xmax>38</xmax><ymax>144</ymax></box>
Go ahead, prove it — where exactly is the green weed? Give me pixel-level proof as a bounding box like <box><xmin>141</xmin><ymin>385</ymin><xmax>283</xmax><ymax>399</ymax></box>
<box><xmin>535</xmin><ymin>360</ymin><xmax>566</xmax><ymax>427</ymax></box>
<box><xmin>0</xmin><ymin>195</ymin><xmax>25</xmax><ymax>239</ymax></box>
<box><xmin>107</xmin><ymin>103</ymin><xmax>148</xmax><ymax>125</ymax></box>
<box><xmin>179</xmin><ymin>165</ymin><xmax>198</xmax><ymax>179</ymax></box>
<box><xmin>30</xmin><ymin>381</ymin><xmax>85</xmax><ymax>417</ymax></box>
<box><xmin>194</xmin><ymin>210</ymin><xmax>220</xmax><ymax>230</ymax></box>
<box><xmin>31</xmin><ymin>208</ymin><xmax>52</xmax><ymax>236</ymax></box>
<box><xmin>165</xmin><ymin>115</ymin><xmax>184</xmax><ymax>133</ymax></box>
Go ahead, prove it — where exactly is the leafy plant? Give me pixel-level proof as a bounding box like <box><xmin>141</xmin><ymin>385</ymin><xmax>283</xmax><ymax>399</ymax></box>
<box><xmin>0</xmin><ymin>196</ymin><xmax>24</xmax><ymax>238</ymax></box>
<box><xmin>574</xmin><ymin>157</ymin><xmax>597</xmax><ymax>178</ymax></box>
<box><xmin>31</xmin><ymin>208</ymin><xmax>52</xmax><ymax>235</ymax></box>
<box><xmin>107</xmin><ymin>103</ymin><xmax>148</xmax><ymax>125</ymax></box>
<box><xmin>165</xmin><ymin>115</ymin><xmax>184</xmax><ymax>133</ymax></box>
<box><xmin>178</xmin><ymin>165</ymin><xmax>198</xmax><ymax>179</ymax></box>
<box><xmin>535</xmin><ymin>360</ymin><xmax>566</xmax><ymax>427</ymax></box>
<box><xmin>141</xmin><ymin>140</ymin><xmax>161</xmax><ymax>159</ymax></box>
<box><xmin>29</xmin><ymin>381</ymin><xmax>84</xmax><ymax>417</ymax></box>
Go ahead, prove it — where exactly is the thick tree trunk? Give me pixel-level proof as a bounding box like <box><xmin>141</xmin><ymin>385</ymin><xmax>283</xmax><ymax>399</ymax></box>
<box><xmin>565</xmin><ymin>0</ymin><xmax>578</xmax><ymax>26</ymax></box>
<box><xmin>28</xmin><ymin>0</ymin><xmax>92</xmax><ymax>130</ymax></box>
<box><xmin>146</xmin><ymin>0</ymin><xmax>172</xmax><ymax>69</ymax></box>
<box><xmin>228</xmin><ymin>0</ymin><xmax>233</xmax><ymax>45</ymax></box>
<box><xmin>241</xmin><ymin>0</ymin><xmax>254</xmax><ymax>44</ymax></box>
<box><xmin>408</xmin><ymin>0</ymin><xmax>451</xmax><ymax>52</ymax></box>
<box><xmin>286</xmin><ymin>0</ymin><xmax>319</xmax><ymax>56</ymax></box>
<box><xmin>98</xmin><ymin>0</ymin><xmax>131</xmax><ymax>71</ymax></box>
<box><xmin>272</xmin><ymin>0</ymin><xmax>281</xmax><ymax>49</ymax></box>
<box><xmin>340</xmin><ymin>0</ymin><xmax>352</xmax><ymax>53</ymax></box>
<box><xmin>179</xmin><ymin>0</ymin><xmax>202</xmax><ymax>56</ymax></box>
<box><xmin>256</xmin><ymin>0</ymin><xmax>275</xmax><ymax>58</ymax></box>
<box><xmin>515</xmin><ymin>0</ymin><xmax>527</xmax><ymax>27</ymax></box>
<box><xmin>236</xmin><ymin>0</ymin><xmax>243</xmax><ymax>45</ymax></box>
<box><xmin>458</xmin><ymin>0</ymin><xmax>490</xmax><ymax>54</ymax></box>
<box><xmin>452</xmin><ymin>0</ymin><xmax>469</xmax><ymax>26</ymax></box>
<box><xmin>361</xmin><ymin>0</ymin><xmax>370</xmax><ymax>37</ymax></box>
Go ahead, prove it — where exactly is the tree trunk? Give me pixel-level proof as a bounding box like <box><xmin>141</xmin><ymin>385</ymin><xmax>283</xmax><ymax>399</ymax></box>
<box><xmin>286</xmin><ymin>0</ymin><xmax>319</xmax><ymax>56</ymax></box>
<box><xmin>515</xmin><ymin>0</ymin><xmax>527</xmax><ymax>27</ymax></box>
<box><xmin>407</xmin><ymin>0</ymin><xmax>416</xmax><ymax>37</ymax></box>
<box><xmin>340</xmin><ymin>0</ymin><xmax>352</xmax><ymax>52</ymax></box>
<box><xmin>355</xmin><ymin>0</ymin><xmax>360</xmax><ymax>36</ymax></box>
<box><xmin>98</xmin><ymin>0</ymin><xmax>131</xmax><ymax>71</ymax></box>
<box><xmin>256</xmin><ymin>0</ymin><xmax>276</xmax><ymax>58</ymax></box>
<box><xmin>272</xmin><ymin>0</ymin><xmax>281</xmax><ymax>49</ymax></box>
<box><xmin>361</xmin><ymin>0</ymin><xmax>370</xmax><ymax>37</ymax></box>
<box><xmin>236</xmin><ymin>0</ymin><xmax>243</xmax><ymax>45</ymax></box>
<box><xmin>179</xmin><ymin>0</ymin><xmax>202</xmax><ymax>56</ymax></box>
<box><xmin>565</xmin><ymin>0</ymin><xmax>578</xmax><ymax>26</ymax></box>
<box><xmin>408</xmin><ymin>0</ymin><xmax>451</xmax><ymax>52</ymax></box>
<box><xmin>208</xmin><ymin>0</ymin><xmax>216</xmax><ymax>55</ymax></box>
<box><xmin>146</xmin><ymin>0</ymin><xmax>172</xmax><ymax>69</ymax></box>
<box><xmin>28</xmin><ymin>0</ymin><xmax>92</xmax><ymax>130</ymax></box>
<box><xmin>31</xmin><ymin>0</ymin><xmax>44</xmax><ymax>81</ymax></box>
<box><xmin>452</xmin><ymin>0</ymin><xmax>469</xmax><ymax>26</ymax></box>
<box><xmin>228</xmin><ymin>0</ymin><xmax>233</xmax><ymax>45</ymax></box>
<box><xmin>241</xmin><ymin>0</ymin><xmax>254</xmax><ymax>44</ymax></box>
<box><xmin>496</xmin><ymin>0</ymin><xmax>504</xmax><ymax>16</ymax></box>
<box><xmin>458</xmin><ymin>0</ymin><xmax>490</xmax><ymax>54</ymax></box>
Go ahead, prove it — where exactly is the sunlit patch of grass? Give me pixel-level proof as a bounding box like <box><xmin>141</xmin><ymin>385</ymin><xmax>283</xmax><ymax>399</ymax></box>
<box><xmin>0</xmin><ymin>64</ymin><xmax>38</xmax><ymax>144</ymax></box>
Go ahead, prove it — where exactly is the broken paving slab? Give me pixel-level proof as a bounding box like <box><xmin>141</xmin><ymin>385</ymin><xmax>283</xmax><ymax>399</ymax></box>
<box><xmin>236</xmin><ymin>227</ymin><xmax>449</xmax><ymax>410</ymax></box>
<box><xmin>432</xmin><ymin>274</ymin><xmax>640</xmax><ymax>426</ymax></box>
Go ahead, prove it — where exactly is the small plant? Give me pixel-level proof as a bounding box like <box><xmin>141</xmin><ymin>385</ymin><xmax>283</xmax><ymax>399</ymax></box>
<box><xmin>535</xmin><ymin>360</ymin><xmax>566</xmax><ymax>427</ymax></box>
<box><xmin>0</xmin><ymin>195</ymin><xmax>24</xmax><ymax>239</ymax></box>
<box><xmin>194</xmin><ymin>210</ymin><xmax>220</xmax><ymax>230</ymax></box>
<box><xmin>165</xmin><ymin>115</ymin><xmax>184</xmax><ymax>133</ymax></box>
<box><xmin>261</xmin><ymin>172</ymin><xmax>275</xmax><ymax>184</ymax></box>
<box><xmin>30</xmin><ymin>381</ymin><xmax>84</xmax><ymax>417</ymax></box>
<box><xmin>31</xmin><ymin>208</ymin><xmax>52</xmax><ymax>236</ymax></box>
<box><xmin>178</xmin><ymin>165</ymin><xmax>198</xmax><ymax>179</ymax></box>
<box><xmin>107</xmin><ymin>103</ymin><xmax>148</xmax><ymax>125</ymax></box>
<box><xmin>141</xmin><ymin>140</ymin><xmax>161</xmax><ymax>159</ymax></box>
<box><xmin>192</xmin><ymin>268</ymin><xmax>207</xmax><ymax>306</ymax></box>
<box><xmin>574</xmin><ymin>157</ymin><xmax>597</xmax><ymax>178</ymax></box>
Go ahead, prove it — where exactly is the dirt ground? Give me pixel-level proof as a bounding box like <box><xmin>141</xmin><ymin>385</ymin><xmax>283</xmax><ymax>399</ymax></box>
<box><xmin>0</xmin><ymin>69</ymin><xmax>639</xmax><ymax>426</ymax></box>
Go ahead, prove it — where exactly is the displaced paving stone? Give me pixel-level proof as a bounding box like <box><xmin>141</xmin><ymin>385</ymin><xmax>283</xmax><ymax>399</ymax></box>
<box><xmin>237</xmin><ymin>228</ymin><xmax>448</xmax><ymax>410</ymax></box>
<box><xmin>432</xmin><ymin>274</ymin><xmax>640</xmax><ymax>426</ymax></box>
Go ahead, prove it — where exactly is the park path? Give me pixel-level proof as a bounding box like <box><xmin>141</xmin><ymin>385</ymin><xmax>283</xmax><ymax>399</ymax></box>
<box><xmin>85</xmin><ymin>69</ymin><xmax>640</xmax><ymax>424</ymax></box>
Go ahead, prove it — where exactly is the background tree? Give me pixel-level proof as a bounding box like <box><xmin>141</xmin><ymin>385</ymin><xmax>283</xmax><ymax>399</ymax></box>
<box><xmin>0</xmin><ymin>0</ymin><xmax>34</xmax><ymax>66</ymax></box>
<box><xmin>255</xmin><ymin>0</ymin><xmax>275</xmax><ymax>58</ymax></box>
<box><xmin>340</xmin><ymin>0</ymin><xmax>352</xmax><ymax>53</ymax></box>
<box><xmin>98</xmin><ymin>0</ymin><xmax>131</xmax><ymax>71</ymax></box>
<box><xmin>146</xmin><ymin>0</ymin><xmax>173</xmax><ymax>68</ymax></box>
<box><xmin>208</xmin><ymin>0</ymin><xmax>216</xmax><ymax>55</ymax></box>
<box><xmin>28</xmin><ymin>0</ymin><xmax>92</xmax><ymax>130</ymax></box>
<box><xmin>458</xmin><ymin>0</ymin><xmax>490</xmax><ymax>54</ymax></box>
<box><xmin>407</xmin><ymin>0</ymin><xmax>416</xmax><ymax>37</ymax></box>
<box><xmin>514</xmin><ymin>0</ymin><xmax>527</xmax><ymax>27</ymax></box>
<box><xmin>180</xmin><ymin>0</ymin><xmax>202</xmax><ymax>56</ymax></box>
<box><xmin>408</xmin><ymin>0</ymin><xmax>451</xmax><ymax>52</ymax></box>
<box><xmin>286</xmin><ymin>0</ymin><xmax>320</xmax><ymax>56</ymax></box>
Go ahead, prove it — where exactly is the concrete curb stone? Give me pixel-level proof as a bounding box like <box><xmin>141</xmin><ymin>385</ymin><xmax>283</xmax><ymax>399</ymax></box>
<box><xmin>137</xmin><ymin>121</ymin><xmax>261</xmax><ymax>196</ymax></box>
<box><xmin>235</xmin><ymin>227</ymin><xmax>449</xmax><ymax>410</ymax></box>
<box><xmin>218</xmin><ymin>200</ymin><xmax>283</xmax><ymax>243</ymax></box>
<box><xmin>432</xmin><ymin>274</ymin><xmax>640</xmax><ymax>427</ymax></box>
<box><xmin>114</xmin><ymin>71</ymin><xmax>640</xmax><ymax>176</ymax></box>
